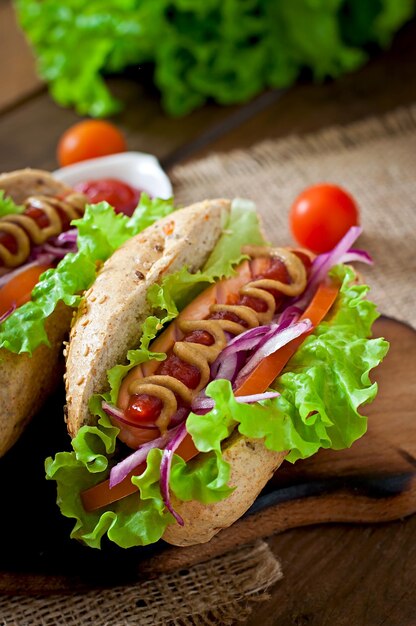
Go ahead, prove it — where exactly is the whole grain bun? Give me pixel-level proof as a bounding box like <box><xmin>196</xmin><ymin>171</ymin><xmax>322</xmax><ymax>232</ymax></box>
<box><xmin>0</xmin><ymin>169</ymin><xmax>70</xmax><ymax>204</ymax></box>
<box><xmin>65</xmin><ymin>198</ymin><xmax>290</xmax><ymax>547</ymax></box>
<box><xmin>0</xmin><ymin>170</ymin><xmax>73</xmax><ymax>457</ymax></box>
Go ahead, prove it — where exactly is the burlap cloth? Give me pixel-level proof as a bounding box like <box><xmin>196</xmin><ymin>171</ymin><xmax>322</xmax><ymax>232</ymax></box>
<box><xmin>2</xmin><ymin>106</ymin><xmax>416</xmax><ymax>625</ymax></box>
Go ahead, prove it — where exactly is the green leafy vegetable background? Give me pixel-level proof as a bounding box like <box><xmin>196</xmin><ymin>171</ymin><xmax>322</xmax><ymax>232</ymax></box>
<box><xmin>16</xmin><ymin>0</ymin><xmax>414</xmax><ymax>117</ymax></box>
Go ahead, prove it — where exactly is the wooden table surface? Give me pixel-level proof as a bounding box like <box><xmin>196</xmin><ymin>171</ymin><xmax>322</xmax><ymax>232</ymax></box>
<box><xmin>1</xmin><ymin>3</ymin><xmax>416</xmax><ymax>624</ymax></box>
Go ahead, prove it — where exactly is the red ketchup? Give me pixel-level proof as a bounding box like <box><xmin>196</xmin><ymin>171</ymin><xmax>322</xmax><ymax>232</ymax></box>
<box><xmin>74</xmin><ymin>178</ymin><xmax>142</xmax><ymax>216</ymax></box>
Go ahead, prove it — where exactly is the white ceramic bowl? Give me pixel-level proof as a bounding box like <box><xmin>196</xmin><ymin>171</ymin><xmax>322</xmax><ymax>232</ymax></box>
<box><xmin>53</xmin><ymin>152</ymin><xmax>172</xmax><ymax>199</ymax></box>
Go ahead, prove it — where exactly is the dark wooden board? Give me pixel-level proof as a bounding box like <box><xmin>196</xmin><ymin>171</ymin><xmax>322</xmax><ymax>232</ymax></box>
<box><xmin>0</xmin><ymin>315</ymin><xmax>414</xmax><ymax>595</ymax></box>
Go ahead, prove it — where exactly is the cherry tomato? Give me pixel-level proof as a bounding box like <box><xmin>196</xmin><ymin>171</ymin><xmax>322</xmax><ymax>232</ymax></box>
<box><xmin>74</xmin><ymin>178</ymin><xmax>141</xmax><ymax>216</ymax></box>
<box><xmin>289</xmin><ymin>184</ymin><xmax>359</xmax><ymax>253</ymax></box>
<box><xmin>0</xmin><ymin>264</ymin><xmax>52</xmax><ymax>317</ymax></box>
<box><xmin>57</xmin><ymin>120</ymin><xmax>126</xmax><ymax>167</ymax></box>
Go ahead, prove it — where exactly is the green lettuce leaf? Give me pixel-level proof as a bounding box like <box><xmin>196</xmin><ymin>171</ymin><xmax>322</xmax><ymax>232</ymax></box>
<box><xmin>16</xmin><ymin>0</ymin><xmax>414</xmax><ymax>117</ymax></box>
<box><xmin>0</xmin><ymin>191</ymin><xmax>24</xmax><ymax>217</ymax></box>
<box><xmin>0</xmin><ymin>195</ymin><xmax>175</xmax><ymax>355</ymax></box>
<box><xmin>46</xmin><ymin>254</ymin><xmax>388</xmax><ymax>549</ymax></box>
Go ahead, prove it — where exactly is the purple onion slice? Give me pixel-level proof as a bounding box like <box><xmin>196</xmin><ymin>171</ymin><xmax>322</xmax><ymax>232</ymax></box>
<box><xmin>0</xmin><ymin>302</ymin><xmax>17</xmax><ymax>324</ymax></box>
<box><xmin>277</xmin><ymin>305</ymin><xmax>302</xmax><ymax>326</ymax></box>
<box><xmin>293</xmin><ymin>226</ymin><xmax>362</xmax><ymax>311</ymax></box>
<box><xmin>210</xmin><ymin>325</ymin><xmax>271</xmax><ymax>380</ymax></box>
<box><xmin>192</xmin><ymin>390</ymin><xmax>280</xmax><ymax>411</ymax></box>
<box><xmin>109</xmin><ymin>425</ymin><xmax>182</xmax><ymax>489</ymax></box>
<box><xmin>159</xmin><ymin>422</ymin><xmax>188</xmax><ymax>526</ymax></box>
<box><xmin>41</xmin><ymin>243</ymin><xmax>73</xmax><ymax>259</ymax></box>
<box><xmin>210</xmin><ymin>350</ymin><xmax>247</xmax><ymax>385</ymax></box>
<box><xmin>234</xmin><ymin>318</ymin><xmax>313</xmax><ymax>385</ymax></box>
<box><xmin>53</xmin><ymin>228</ymin><xmax>78</xmax><ymax>245</ymax></box>
<box><xmin>338</xmin><ymin>249</ymin><xmax>373</xmax><ymax>265</ymax></box>
<box><xmin>169</xmin><ymin>406</ymin><xmax>190</xmax><ymax>427</ymax></box>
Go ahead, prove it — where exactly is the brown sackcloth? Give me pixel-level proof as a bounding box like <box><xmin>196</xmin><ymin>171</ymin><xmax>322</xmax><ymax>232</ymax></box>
<box><xmin>2</xmin><ymin>106</ymin><xmax>416</xmax><ymax>625</ymax></box>
<box><xmin>0</xmin><ymin>541</ymin><xmax>281</xmax><ymax>625</ymax></box>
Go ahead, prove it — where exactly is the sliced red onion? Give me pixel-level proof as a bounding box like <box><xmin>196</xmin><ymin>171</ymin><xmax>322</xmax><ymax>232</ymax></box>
<box><xmin>210</xmin><ymin>350</ymin><xmax>247</xmax><ymax>385</ymax></box>
<box><xmin>293</xmin><ymin>226</ymin><xmax>363</xmax><ymax>311</ymax></box>
<box><xmin>234</xmin><ymin>318</ymin><xmax>313</xmax><ymax>385</ymax></box>
<box><xmin>277</xmin><ymin>305</ymin><xmax>302</xmax><ymax>326</ymax></box>
<box><xmin>192</xmin><ymin>390</ymin><xmax>280</xmax><ymax>411</ymax></box>
<box><xmin>338</xmin><ymin>249</ymin><xmax>373</xmax><ymax>265</ymax></box>
<box><xmin>27</xmin><ymin>228</ymin><xmax>78</xmax><ymax>264</ymax></box>
<box><xmin>41</xmin><ymin>243</ymin><xmax>72</xmax><ymax>259</ymax></box>
<box><xmin>102</xmin><ymin>401</ymin><xmax>159</xmax><ymax>431</ymax></box>
<box><xmin>0</xmin><ymin>302</ymin><xmax>16</xmax><ymax>324</ymax></box>
<box><xmin>210</xmin><ymin>325</ymin><xmax>271</xmax><ymax>380</ymax></box>
<box><xmin>52</xmin><ymin>228</ymin><xmax>78</xmax><ymax>245</ymax></box>
<box><xmin>168</xmin><ymin>406</ymin><xmax>190</xmax><ymax>427</ymax></box>
<box><xmin>160</xmin><ymin>422</ymin><xmax>188</xmax><ymax>526</ymax></box>
<box><xmin>109</xmin><ymin>424</ymin><xmax>182</xmax><ymax>488</ymax></box>
<box><xmin>211</xmin><ymin>316</ymin><xmax>300</xmax><ymax>388</ymax></box>
<box><xmin>225</xmin><ymin>325</ymin><xmax>271</xmax><ymax>350</ymax></box>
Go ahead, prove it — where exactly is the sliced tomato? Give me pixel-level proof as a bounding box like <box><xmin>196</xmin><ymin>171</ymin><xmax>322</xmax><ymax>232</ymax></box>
<box><xmin>81</xmin><ymin>278</ymin><xmax>340</xmax><ymax>513</ymax></box>
<box><xmin>0</xmin><ymin>264</ymin><xmax>52</xmax><ymax>317</ymax></box>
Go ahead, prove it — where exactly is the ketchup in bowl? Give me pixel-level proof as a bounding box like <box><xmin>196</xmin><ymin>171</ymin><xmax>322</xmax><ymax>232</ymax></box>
<box><xmin>75</xmin><ymin>178</ymin><xmax>142</xmax><ymax>216</ymax></box>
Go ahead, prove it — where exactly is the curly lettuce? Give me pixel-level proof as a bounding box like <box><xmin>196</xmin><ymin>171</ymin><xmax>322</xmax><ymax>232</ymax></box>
<box><xmin>46</xmin><ymin>238</ymin><xmax>388</xmax><ymax>548</ymax></box>
<box><xmin>0</xmin><ymin>191</ymin><xmax>24</xmax><ymax>217</ymax></box>
<box><xmin>0</xmin><ymin>194</ymin><xmax>175</xmax><ymax>355</ymax></box>
<box><xmin>16</xmin><ymin>0</ymin><xmax>414</xmax><ymax>117</ymax></box>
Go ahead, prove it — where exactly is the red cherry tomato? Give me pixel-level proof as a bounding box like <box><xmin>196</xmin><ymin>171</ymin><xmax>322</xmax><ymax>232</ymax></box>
<box><xmin>74</xmin><ymin>178</ymin><xmax>141</xmax><ymax>216</ymax></box>
<box><xmin>289</xmin><ymin>184</ymin><xmax>359</xmax><ymax>253</ymax></box>
<box><xmin>57</xmin><ymin>120</ymin><xmax>126</xmax><ymax>167</ymax></box>
<box><xmin>0</xmin><ymin>264</ymin><xmax>52</xmax><ymax>317</ymax></box>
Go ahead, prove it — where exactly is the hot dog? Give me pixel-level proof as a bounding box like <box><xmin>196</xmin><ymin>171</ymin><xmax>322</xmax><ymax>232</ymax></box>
<box><xmin>0</xmin><ymin>169</ymin><xmax>89</xmax><ymax>456</ymax></box>
<box><xmin>0</xmin><ymin>169</ymin><xmax>174</xmax><ymax>458</ymax></box>
<box><xmin>49</xmin><ymin>198</ymin><xmax>389</xmax><ymax>549</ymax></box>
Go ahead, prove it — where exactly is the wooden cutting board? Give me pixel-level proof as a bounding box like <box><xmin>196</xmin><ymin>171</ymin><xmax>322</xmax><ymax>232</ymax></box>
<box><xmin>0</xmin><ymin>315</ymin><xmax>414</xmax><ymax>595</ymax></box>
